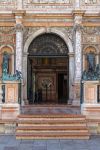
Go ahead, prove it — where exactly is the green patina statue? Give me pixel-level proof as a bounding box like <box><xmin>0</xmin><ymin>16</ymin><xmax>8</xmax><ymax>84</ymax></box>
<box><xmin>2</xmin><ymin>52</ymin><xmax>22</xmax><ymax>81</ymax></box>
<box><xmin>82</xmin><ymin>51</ymin><xmax>100</xmax><ymax>81</ymax></box>
<box><xmin>2</xmin><ymin>51</ymin><xmax>10</xmax><ymax>75</ymax></box>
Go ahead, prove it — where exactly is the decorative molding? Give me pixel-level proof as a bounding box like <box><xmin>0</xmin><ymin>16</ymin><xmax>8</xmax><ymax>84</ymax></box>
<box><xmin>23</xmin><ymin>27</ymin><xmax>40</xmax><ymax>44</ymax></box>
<box><xmin>83</xmin><ymin>26</ymin><xmax>100</xmax><ymax>34</ymax></box>
<box><xmin>0</xmin><ymin>27</ymin><xmax>15</xmax><ymax>34</ymax></box>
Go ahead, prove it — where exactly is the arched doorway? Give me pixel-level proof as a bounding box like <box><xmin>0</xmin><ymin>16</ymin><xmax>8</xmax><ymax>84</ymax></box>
<box><xmin>27</xmin><ymin>33</ymin><xmax>69</xmax><ymax>104</ymax></box>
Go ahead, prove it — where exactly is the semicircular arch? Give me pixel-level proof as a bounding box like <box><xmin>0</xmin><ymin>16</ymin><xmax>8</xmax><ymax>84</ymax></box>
<box><xmin>24</xmin><ymin>28</ymin><xmax>73</xmax><ymax>54</ymax></box>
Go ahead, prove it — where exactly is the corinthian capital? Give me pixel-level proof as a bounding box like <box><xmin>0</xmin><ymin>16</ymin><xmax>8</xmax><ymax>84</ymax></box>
<box><xmin>15</xmin><ymin>23</ymin><xmax>24</xmax><ymax>32</ymax></box>
<box><xmin>74</xmin><ymin>24</ymin><xmax>83</xmax><ymax>32</ymax></box>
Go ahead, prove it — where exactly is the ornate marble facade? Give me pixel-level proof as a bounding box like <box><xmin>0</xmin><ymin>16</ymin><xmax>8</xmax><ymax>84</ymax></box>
<box><xmin>0</xmin><ymin>0</ymin><xmax>99</xmax><ymax>105</ymax></box>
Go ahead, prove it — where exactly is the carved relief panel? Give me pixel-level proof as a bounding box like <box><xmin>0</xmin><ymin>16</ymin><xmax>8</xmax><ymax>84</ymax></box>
<box><xmin>82</xmin><ymin>27</ymin><xmax>100</xmax><ymax>44</ymax></box>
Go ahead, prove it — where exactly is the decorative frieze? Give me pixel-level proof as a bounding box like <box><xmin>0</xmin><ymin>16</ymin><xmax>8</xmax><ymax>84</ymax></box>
<box><xmin>23</xmin><ymin>0</ymin><xmax>73</xmax><ymax>12</ymax></box>
<box><xmin>0</xmin><ymin>0</ymin><xmax>99</xmax><ymax>11</ymax></box>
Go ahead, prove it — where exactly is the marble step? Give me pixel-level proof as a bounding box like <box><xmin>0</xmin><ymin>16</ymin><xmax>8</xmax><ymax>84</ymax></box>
<box><xmin>17</xmin><ymin>122</ymin><xmax>87</xmax><ymax>127</ymax></box>
<box><xmin>16</xmin><ymin>126</ymin><xmax>88</xmax><ymax>130</ymax></box>
<box><xmin>16</xmin><ymin>132</ymin><xmax>90</xmax><ymax>140</ymax></box>
<box><xmin>18</xmin><ymin>114</ymin><xmax>85</xmax><ymax>118</ymax></box>
<box><xmin>16</xmin><ymin>130</ymin><xmax>89</xmax><ymax>134</ymax></box>
<box><xmin>16</xmin><ymin>114</ymin><xmax>90</xmax><ymax>139</ymax></box>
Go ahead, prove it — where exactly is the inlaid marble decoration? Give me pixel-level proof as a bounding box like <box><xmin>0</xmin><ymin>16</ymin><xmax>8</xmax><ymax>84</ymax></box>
<box><xmin>83</xmin><ymin>0</ymin><xmax>97</xmax><ymax>4</ymax></box>
<box><xmin>29</xmin><ymin>0</ymin><xmax>72</xmax><ymax>3</ymax></box>
<box><xmin>6</xmin><ymin>84</ymin><xmax>18</xmax><ymax>103</ymax></box>
<box><xmin>0</xmin><ymin>0</ymin><xmax>16</xmax><ymax>9</ymax></box>
<box><xmin>23</xmin><ymin>0</ymin><xmax>73</xmax><ymax>12</ymax></box>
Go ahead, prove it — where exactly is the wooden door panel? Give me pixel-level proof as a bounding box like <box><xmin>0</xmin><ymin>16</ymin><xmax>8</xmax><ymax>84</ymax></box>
<box><xmin>36</xmin><ymin>73</ymin><xmax>57</xmax><ymax>102</ymax></box>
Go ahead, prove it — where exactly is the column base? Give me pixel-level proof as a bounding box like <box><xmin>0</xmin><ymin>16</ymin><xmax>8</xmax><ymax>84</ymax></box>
<box><xmin>81</xmin><ymin>103</ymin><xmax>100</xmax><ymax>135</ymax></box>
<box><xmin>72</xmin><ymin>99</ymin><xmax>80</xmax><ymax>106</ymax></box>
<box><xmin>72</xmin><ymin>82</ymin><xmax>81</xmax><ymax>106</ymax></box>
<box><xmin>81</xmin><ymin>103</ymin><xmax>100</xmax><ymax>119</ymax></box>
<box><xmin>1</xmin><ymin>103</ymin><xmax>20</xmax><ymax>120</ymax></box>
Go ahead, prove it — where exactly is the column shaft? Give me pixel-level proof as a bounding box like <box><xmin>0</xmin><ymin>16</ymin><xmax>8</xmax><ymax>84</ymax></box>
<box><xmin>16</xmin><ymin>24</ymin><xmax>23</xmax><ymax>72</ymax></box>
<box><xmin>75</xmin><ymin>28</ymin><xmax>82</xmax><ymax>81</ymax></box>
<box><xmin>69</xmin><ymin>54</ymin><xmax>74</xmax><ymax>101</ymax></box>
<box><xmin>17</xmin><ymin>0</ymin><xmax>23</xmax><ymax>10</ymax></box>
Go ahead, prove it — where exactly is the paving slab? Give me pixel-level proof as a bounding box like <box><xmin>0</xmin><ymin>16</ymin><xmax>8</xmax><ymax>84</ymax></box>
<box><xmin>0</xmin><ymin>135</ymin><xmax>100</xmax><ymax>150</ymax></box>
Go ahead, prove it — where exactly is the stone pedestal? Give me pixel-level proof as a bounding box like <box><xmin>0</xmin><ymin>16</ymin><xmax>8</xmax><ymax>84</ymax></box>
<box><xmin>82</xmin><ymin>81</ymin><xmax>99</xmax><ymax>104</ymax></box>
<box><xmin>0</xmin><ymin>81</ymin><xmax>20</xmax><ymax>120</ymax></box>
<box><xmin>81</xmin><ymin>81</ymin><xmax>100</xmax><ymax>117</ymax></box>
<box><xmin>83</xmin><ymin>81</ymin><xmax>99</xmax><ymax>104</ymax></box>
<box><xmin>81</xmin><ymin>81</ymin><xmax>100</xmax><ymax>134</ymax></box>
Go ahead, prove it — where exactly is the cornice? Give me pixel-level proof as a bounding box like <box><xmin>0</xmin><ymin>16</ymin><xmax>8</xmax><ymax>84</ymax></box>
<box><xmin>72</xmin><ymin>10</ymin><xmax>85</xmax><ymax>16</ymax></box>
<box><xmin>12</xmin><ymin>10</ymin><xmax>26</xmax><ymax>16</ymax></box>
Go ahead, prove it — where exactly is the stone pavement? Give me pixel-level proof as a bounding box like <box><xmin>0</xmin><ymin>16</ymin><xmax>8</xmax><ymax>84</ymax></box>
<box><xmin>0</xmin><ymin>135</ymin><xmax>100</xmax><ymax>150</ymax></box>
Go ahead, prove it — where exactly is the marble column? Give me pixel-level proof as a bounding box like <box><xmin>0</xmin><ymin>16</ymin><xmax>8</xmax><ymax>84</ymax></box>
<box><xmin>15</xmin><ymin>23</ymin><xmax>23</xmax><ymax>72</ymax></box>
<box><xmin>68</xmin><ymin>53</ymin><xmax>74</xmax><ymax>104</ymax></box>
<box><xmin>73</xmin><ymin>14</ymin><xmax>83</xmax><ymax>105</ymax></box>
<box><xmin>74</xmin><ymin>25</ymin><xmax>82</xmax><ymax>81</ymax></box>
<box><xmin>22</xmin><ymin>54</ymin><xmax>28</xmax><ymax>102</ymax></box>
<box><xmin>15</xmin><ymin>23</ymin><xmax>24</xmax><ymax>105</ymax></box>
<box><xmin>75</xmin><ymin>0</ymin><xmax>80</xmax><ymax>8</ymax></box>
<box><xmin>0</xmin><ymin>84</ymin><xmax>2</xmax><ymax>104</ymax></box>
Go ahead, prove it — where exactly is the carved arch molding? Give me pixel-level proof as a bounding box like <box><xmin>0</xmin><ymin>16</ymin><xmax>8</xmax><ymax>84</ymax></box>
<box><xmin>28</xmin><ymin>33</ymin><xmax>68</xmax><ymax>56</ymax></box>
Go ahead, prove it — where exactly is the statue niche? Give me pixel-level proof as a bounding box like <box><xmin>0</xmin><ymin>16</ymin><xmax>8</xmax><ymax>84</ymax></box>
<box><xmin>86</xmin><ymin>51</ymin><xmax>95</xmax><ymax>72</ymax></box>
<box><xmin>1</xmin><ymin>52</ymin><xmax>22</xmax><ymax>81</ymax></box>
<box><xmin>2</xmin><ymin>51</ymin><xmax>10</xmax><ymax>75</ymax></box>
<box><xmin>82</xmin><ymin>50</ymin><xmax>100</xmax><ymax>81</ymax></box>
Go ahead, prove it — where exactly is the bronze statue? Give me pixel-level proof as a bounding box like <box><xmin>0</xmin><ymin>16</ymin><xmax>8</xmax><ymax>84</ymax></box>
<box><xmin>2</xmin><ymin>52</ymin><xmax>10</xmax><ymax>74</ymax></box>
<box><xmin>86</xmin><ymin>51</ymin><xmax>95</xmax><ymax>72</ymax></box>
<box><xmin>2</xmin><ymin>52</ymin><xmax>22</xmax><ymax>81</ymax></box>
